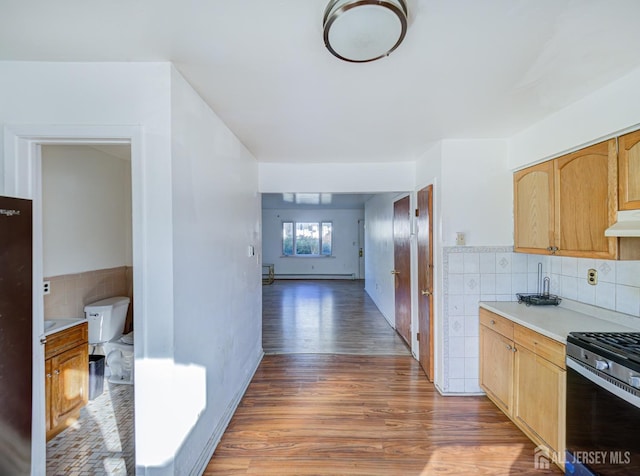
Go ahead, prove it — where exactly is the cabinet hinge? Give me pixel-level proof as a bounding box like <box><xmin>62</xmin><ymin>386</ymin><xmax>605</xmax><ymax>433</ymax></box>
<box><xmin>415</xmin><ymin>209</ymin><xmax>419</xmax><ymax>217</ymax></box>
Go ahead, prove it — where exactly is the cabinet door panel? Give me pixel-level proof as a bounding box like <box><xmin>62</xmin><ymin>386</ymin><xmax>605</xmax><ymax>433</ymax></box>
<box><xmin>514</xmin><ymin>162</ymin><xmax>554</xmax><ymax>253</ymax></box>
<box><xmin>515</xmin><ymin>345</ymin><xmax>566</xmax><ymax>455</ymax></box>
<box><xmin>555</xmin><ymin>139</ymin><xmax>617</xmax><ymax>258</ymax></box>
<box><xmin>480</xmin><ymin>325</ymin><xmax>514</xmax><ymax>415</ymax></box>
<box><xmin>619</xmin><ymin>130</ymin><xmax>640</xmax><ymax>210</ymax></box>
<box><xmin>51</xmin><ymin>345</ymin><xmax>88</xmax><ymax>429</ymax></box>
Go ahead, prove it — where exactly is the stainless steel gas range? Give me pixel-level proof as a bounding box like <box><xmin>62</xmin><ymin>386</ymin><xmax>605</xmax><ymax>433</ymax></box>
<box><xmin>565</xmin><ymin>332</ymin><xmax>640</xmax><ymax>475</ymax></box>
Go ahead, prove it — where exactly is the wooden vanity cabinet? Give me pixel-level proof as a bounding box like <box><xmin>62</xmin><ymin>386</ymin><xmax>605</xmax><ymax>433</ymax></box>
<box><xmin>45</xmin><ymin>322</ymin><xmax>88</xmax><ymax>441</ymax></box>
<box><xmin>479</xmin><ymin>308</ymin><xmax>566</xmax><ymax>470</ymax></box>
<box><xmin>514</xmin><ymin>139</ymin><xmax>618</xmax><ymax>259</ymax></box>
<box><xmin>618</xmin><ymin>129</ymin><xmax>640</xmax><ymax>210</ymax></box>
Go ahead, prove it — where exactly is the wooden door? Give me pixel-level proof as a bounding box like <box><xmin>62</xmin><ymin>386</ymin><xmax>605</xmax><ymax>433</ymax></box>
<box><xmin>393</xmin><ymin>196</ymin><xmax>411</xmax><ymax>346</ymax></box>
<box><xmin>514</xmin><ymin>161</ymin><xmax>554</xmax><ymax>254</ymax></box>
<box><xmin>618</xmin><ymin>129</ymin><xmax>640</xmax><ymax>210</ymax></box>
<box><xmin>555</xmin><ymin>139</ymin><xmax>617</xmax><ymax>259</ymax></box>
<box><xmin>417</xmin><ymin>186</ymin><xmax>434</xmax><ymax>380</ymax></box>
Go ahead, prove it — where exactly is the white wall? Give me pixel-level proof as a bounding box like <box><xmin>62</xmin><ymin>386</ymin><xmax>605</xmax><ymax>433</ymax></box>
<box><xmin>440</xmin><ymin>140</ymin><xmax>511</xmax><ymax>246</ymax></box>
<box><xmin>509</xmin><ymin>65</ymin><xmax>640</xmax><ymax>169</ymax></box>
<box><xmin>41</xmin><ymin>145</ymin><xmax>132</xmax><ymax>276</ymax></box>
<box><xmin>363</xmin><ymin>193</ymin><xmax>399</xmax><ymax>326</ymax></box>
<box><xmin>169</xmin><ymin>68</ymin><xmax>262</xmax><ymax>473</ymax></box>
<box><xmin>0</xmin><ymin>61</ymin><xmax>175</xmax><ymax>476</ymax></box>
<box><xmin>259</xmin><ymin>161</ymin><xmax>415</xmax><ymax>193</ymax></box>
<box><xmin>262</xmin><ymin>208</ymin><xmax>363</xmax><ymax>278</ymax></box>
<box><xmin>0</xmin><ymin>62</ymin><xmax>263</xmax><ymax>475</ymax></box>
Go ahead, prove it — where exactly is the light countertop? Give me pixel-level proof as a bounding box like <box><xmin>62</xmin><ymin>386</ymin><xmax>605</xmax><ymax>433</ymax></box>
<box><xmin>479</xmin><ymin>300</ymin><xmax>640</xmax><ymax>344</ymax></box>
<box><xmin>44</xmin><ymin>318</ymin><xmax>86</xmax><ymax>336</ymax></box>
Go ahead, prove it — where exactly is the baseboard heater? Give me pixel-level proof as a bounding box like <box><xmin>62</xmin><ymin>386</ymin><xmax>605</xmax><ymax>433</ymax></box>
<box><xmin>275</xmin><ymin>273</ymin><xmax>356</xmax><ymax>280</ymax></box>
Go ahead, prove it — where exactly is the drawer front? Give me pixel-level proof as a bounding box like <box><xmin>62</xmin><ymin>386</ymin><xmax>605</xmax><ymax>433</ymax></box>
<box><xmin>45</xmin><ymin>322</ymin><xmax>88</xmax><ymax>360</ymax></box>
<box><xmin>480</xmin><ymin>308</ymin><xmax>514</xmax><ymax>340</ymax></box>
<box><xmin>514</xmin><ymin>324</ymin><xmax>565</xmax><ymax>369</ymax></box>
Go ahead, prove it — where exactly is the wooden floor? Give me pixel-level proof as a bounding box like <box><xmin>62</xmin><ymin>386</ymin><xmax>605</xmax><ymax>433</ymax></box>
<box><xmin>205</xmin><ymin>280</ymin><xmax>561</xmax><ymax>475</ymax></box>
<box><xmin>262</xmin><ymin>280</ymin><xmax>410</xmax><ymax>355</ymax></box>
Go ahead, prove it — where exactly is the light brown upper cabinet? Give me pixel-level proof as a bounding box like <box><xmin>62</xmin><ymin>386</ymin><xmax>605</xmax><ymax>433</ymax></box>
<box><xmin>514</xmin><ymin>161</ymin><xmax>554</xmax><ymax>254</ymax></box>
<box><xmin>555</xmin><ymin>139</ymin><xmax>618</xmax><ymax>259</ymax></box>
<box><xmin>514</xmin><ymin>139</ymin><xmax>618</xmax><ymax>259</ymax></box>
<box><xmin>618</xmin><ymin>129</ymin><xmax>640</xmax><ymax>210</ymax></box>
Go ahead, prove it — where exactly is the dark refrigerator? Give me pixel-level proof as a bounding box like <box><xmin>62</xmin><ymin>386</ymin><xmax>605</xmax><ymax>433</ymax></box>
<box><xmin>0</xmin><ymin>195</ymin><xmax>32</xmax><ymax>475</ymax></box>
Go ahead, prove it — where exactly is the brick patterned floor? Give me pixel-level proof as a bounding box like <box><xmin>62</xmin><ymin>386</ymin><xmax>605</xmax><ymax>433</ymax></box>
<box><xmin>47</xmin><ymin>380</ymin><xmax>134</xmax><ymax>475</ymax></box>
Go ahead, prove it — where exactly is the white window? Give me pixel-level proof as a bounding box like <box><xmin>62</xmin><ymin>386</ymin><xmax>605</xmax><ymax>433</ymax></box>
<box><xmin>282</xmin><ymin>221</ymin><xmax>332</xmax><ymax>256</ymax></box>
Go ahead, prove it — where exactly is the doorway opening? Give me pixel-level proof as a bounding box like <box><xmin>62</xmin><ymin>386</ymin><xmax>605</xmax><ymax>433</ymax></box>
<box><xmin>41</xmin><ymin>144</ymin><xmax>135</xmax><ymax>474</ymax></box>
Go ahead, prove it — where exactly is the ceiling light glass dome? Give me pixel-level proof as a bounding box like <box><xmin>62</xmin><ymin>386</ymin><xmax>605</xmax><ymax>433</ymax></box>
<box><xmin>323</xmin><ymin>0</ymin><xmax>408</xmax><ymax>63</ymax></box>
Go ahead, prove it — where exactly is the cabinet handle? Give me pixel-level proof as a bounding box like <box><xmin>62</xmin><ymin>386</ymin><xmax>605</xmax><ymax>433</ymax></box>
<box><xmin>506</xmin><ymin>344</ymin><xmax>512</xmax><ymax>351</ymax></box>
<box><xmin>53</xmin><ymin>370</ymin><xmax>60</xmax><ymax>375</ymax></box>
<box><xmin>46</xmin><ymin>373</ymin><xmax>52</xmax><ymax>379</ymax></box>
<box><xmin>490</xmin><ymin>320</ymin><xmax>496</xmax><ymax>325</ymax></box>
<box><xmin>512</xmin><ymin>347</ymin><xmax>517</xmax><ymax>353</ymax></box>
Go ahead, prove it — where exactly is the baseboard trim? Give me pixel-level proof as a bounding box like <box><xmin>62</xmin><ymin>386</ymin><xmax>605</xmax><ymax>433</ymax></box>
<box><xmin>189</xmin><ymin>350</ymin><xmax>264</xmax><ymax>476</ymax></box>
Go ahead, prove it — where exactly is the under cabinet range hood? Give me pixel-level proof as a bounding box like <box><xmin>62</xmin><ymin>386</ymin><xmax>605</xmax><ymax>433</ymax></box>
<box><xmin>605</xmin><ymin>210</ymin><xmax>640</xmax><ymax>237</ymax></box>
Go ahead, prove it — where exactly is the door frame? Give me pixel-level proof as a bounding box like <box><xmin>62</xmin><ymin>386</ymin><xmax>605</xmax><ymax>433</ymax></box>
<box><xmin>3</xmin><ymin>124</ymin><xmax>142</xmax><ymax>475</ymax></box>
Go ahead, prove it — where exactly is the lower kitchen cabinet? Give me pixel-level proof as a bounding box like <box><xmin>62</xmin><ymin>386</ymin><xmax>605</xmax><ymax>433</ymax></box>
<box><xmin>480</xmin><ymin>308</ymin><xmax>566</xmax><ymax>470</ymax></box>
<box><xmin>479</xmin><ymin>319</ymin><xmax>514</xmax><ymax>415</ymax></box>
<box><xmin>514</xmin><ymin>345</ymin><xmax>566</xmax><ymax>460</ymax></box>
<box><xmin>45</xmin><ymin>322</ymin><xmax>89</xmax><ymax>441</ymax></box>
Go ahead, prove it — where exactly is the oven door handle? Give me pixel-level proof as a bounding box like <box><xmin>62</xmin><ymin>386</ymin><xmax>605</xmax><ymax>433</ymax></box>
<box><xmin>567</xmin><ymin>357</ymin><xmax>640</xmax><ymax>409</ymax></box>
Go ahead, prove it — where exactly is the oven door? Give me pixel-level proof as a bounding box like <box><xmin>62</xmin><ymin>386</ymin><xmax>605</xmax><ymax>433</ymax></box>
<box><xmin>566</xmin><ymin>358</ymin><xmax>640</xmax><ymax>475</ymax></box>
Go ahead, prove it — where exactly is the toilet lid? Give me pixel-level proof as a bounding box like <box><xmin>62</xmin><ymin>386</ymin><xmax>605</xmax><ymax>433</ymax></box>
<box><xmin>119</xmin><ymin>332</ymin><xmax>134</xmax><ymax>345</ymax></box>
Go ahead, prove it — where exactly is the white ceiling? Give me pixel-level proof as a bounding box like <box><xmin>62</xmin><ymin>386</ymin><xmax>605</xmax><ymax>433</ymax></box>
<box><xmin>2</xmin><ymin>0</ymin><xmax>640</xmax><ymax>164</ymax></box>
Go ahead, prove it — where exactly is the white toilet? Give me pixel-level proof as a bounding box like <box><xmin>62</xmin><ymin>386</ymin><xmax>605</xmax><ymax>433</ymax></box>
<box><xmin>84</xmin><ymin>296</ymin><xmax>134</xmax><ymax>385</ymax></box>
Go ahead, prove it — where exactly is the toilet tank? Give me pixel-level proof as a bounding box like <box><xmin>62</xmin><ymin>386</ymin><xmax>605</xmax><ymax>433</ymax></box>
<box><xmin>84</xmin><ymin>296</ymin><xmax>130</xmax><ymax>344</ymax></box>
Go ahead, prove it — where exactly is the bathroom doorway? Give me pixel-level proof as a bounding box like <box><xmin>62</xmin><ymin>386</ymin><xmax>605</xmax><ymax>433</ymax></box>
<box><xmin>41</xmin><ymin>144</ymin><xmax>135</xmax><ymax>474</ymax></box>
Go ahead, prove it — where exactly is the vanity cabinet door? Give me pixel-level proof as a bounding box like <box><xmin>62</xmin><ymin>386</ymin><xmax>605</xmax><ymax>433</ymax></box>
<box><xmin>50</xmin><ymin>344</ymin><xmax>88</xmax><ymax>430</ymax></box>
<box><xmin>618</xmin><ymin>130</ymin><xmax>640</xmax><ymax>210</ymax></box>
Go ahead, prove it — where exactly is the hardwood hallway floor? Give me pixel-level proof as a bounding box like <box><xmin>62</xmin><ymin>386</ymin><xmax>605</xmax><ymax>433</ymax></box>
<box><xmin>261</xmin><ymin>280</ymin><xmax>409</xmax><ymax>355</ymax></box>
<box><xmin>205</xmin><ymin>280</ymin><xmax>561</xmax><ymax>475</ymax></box>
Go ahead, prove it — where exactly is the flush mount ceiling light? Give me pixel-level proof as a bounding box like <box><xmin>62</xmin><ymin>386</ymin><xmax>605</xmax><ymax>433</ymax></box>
<box><xmin>323</xmin><ymin>0</ymin><xmax>408</xmax><ymax>63</ymax></box>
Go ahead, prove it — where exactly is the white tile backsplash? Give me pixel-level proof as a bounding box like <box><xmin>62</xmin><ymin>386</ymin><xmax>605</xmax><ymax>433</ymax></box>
<box><xmin>595</xmin><ymin>281</ymin><xmax>616</xmax><ymax>310</ymax></box>
<box><xmin>617</xmin><ymin>262</ymin><xmax>640</xmax><ymax>287</ymax></box>
<box><xmin>479</xmin><ymin>253</ymin><xmax>496</xmax><ymax>273</ymax></box>
<box><xmin>463</xmin><ymin>253</ymin><xmax>480</xmax><ymax>273</ymax></box>
<box><xmin>443</xmin><ymin>246</ymin><xmax>640</xmax><ymax>396</ymax></box>
<box><xmin>616</xmin><ymin>284</ymin><xmax>640</xmax><ymax>316</ymax></box>
<box><xmin>561</xmin><ymin>256</ymin><xmax>579</xmax><ymax>277</ymax></box>
<box><xmin>596</xmin><ymin>260</ymin><xmax>616</xmax><ymax>283</ymax></box>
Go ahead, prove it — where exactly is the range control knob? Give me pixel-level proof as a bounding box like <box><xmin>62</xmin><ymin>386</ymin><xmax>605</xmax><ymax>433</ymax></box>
<box><xmin>595</xmin><ymin>360</ymin><xmax>609</xmax><ymax>371</ymax></box>
<box><xmin>629</xmin><ymin>376</ymin><xmax>640</xmax><ymax>389</ymax></box>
